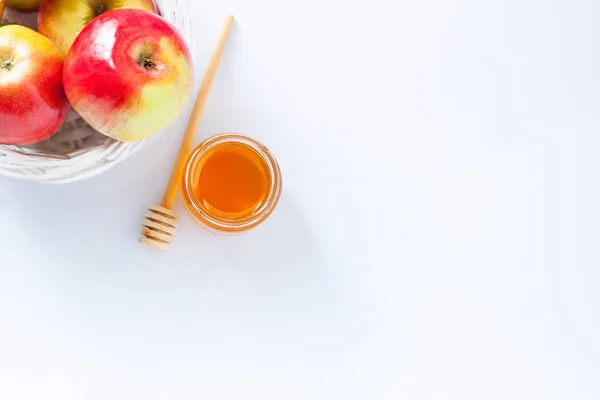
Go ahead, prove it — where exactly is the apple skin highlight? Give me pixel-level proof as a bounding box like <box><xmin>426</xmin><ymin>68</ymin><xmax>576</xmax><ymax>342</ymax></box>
<box><xmin>63</xmin><ymin>9</ymin><xmax>193</xmax><ymax>142</ymax></box>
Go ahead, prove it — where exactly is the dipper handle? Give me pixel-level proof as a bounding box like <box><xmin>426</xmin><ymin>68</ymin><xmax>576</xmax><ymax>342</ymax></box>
<box><xmin>161</xmin><ymin>15</ymin><xmax>234</xmax><ymax>209</ymax></box>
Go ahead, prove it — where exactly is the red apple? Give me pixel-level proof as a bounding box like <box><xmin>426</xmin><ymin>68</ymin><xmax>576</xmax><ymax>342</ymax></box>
<box><xmin>63</xmin><ymin>9</ymin><xmax>193</xmax><ymax>142</ymax></box>
<box><xmin>38</xmin><ymin>0</ymin><xmax>158</xmax><ymax>55</ymax></box>
<box><xmin>0</xmin><ymin>24</ymin><xmax>70</xmax><ymax>145</ymax></box>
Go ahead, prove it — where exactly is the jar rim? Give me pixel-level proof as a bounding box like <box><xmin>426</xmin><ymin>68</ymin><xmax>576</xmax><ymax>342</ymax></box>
<box><xmin>182</xmin><ymin>133</ymin><xmax>282</xmax><ymax>232</ymax></box>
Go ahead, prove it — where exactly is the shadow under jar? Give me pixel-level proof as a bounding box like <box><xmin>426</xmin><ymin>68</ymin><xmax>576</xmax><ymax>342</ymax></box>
<box><xmin>182</xmin><ymin>133</ymin><xmax>282</xmax><ymax>234</ymax></box>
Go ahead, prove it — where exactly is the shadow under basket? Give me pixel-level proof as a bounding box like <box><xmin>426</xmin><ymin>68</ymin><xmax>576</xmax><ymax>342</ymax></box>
<box><xmin>0</xmin><ymin>0</ymin><xmax>196</xmax><ymax>184</ymax></box>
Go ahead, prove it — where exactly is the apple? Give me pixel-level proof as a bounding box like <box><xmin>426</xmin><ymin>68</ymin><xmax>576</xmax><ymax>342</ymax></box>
<box><xmin>63</xmin><ymin>9</ymin><xmax>193</xmax><ymax>142</ymax></box>
<box><xmin>0</xmin><ymin>25</ymin><xmax>70</xmax><ymax>145</ymax></box>
<box><xmin>38</xmin><ymin>0</ymin><xmax>158</xmax><ymax>55</ymax></box>
<box><xmin>5</xmin><ymin>0</ymin><xmax>41</xmax><ymax>12</ymax></box>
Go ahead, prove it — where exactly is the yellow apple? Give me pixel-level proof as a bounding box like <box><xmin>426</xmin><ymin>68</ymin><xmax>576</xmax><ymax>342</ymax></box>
<box><xmin>38</xmin><ymin>0</ymin><xmax>158</xmax><ymax>55</ymax></box>
<box><xmin>6</xmin><ymin>0</ymin><xmax>42</xmax><ymax>12</ymax></box>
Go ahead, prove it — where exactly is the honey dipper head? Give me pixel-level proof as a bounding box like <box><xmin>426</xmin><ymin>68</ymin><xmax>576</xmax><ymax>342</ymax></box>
<box><xmin>139</xmin><ymin>205</ymin><xmax>179</xmax><ymax>251</ymax></box>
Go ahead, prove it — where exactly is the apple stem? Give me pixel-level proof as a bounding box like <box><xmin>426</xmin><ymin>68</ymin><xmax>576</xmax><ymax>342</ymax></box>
<box><xmin>95</xmin><ymin>4</ymin><xmax>106</xmax><ymax>16</ymax></box>
<box><xmin>1</xmin><ymin>60</ymin><xmax>13</xmax><ymax>71</ymax></box>
<box><xmin>141</xmin><ymin>56</ymin><xmax>155</xmax><ymax>70</ymax></box>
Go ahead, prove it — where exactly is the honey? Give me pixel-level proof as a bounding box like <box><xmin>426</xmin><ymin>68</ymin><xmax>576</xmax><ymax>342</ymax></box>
<box><xmin>197</xmin><ymin>144</ymin><xmax>269</xmax><ymax>217</ymax></box>
<box><xmin>182</xmin><ymin>133</ymin><xmax>282</xmax><ymax>233</ymax></box>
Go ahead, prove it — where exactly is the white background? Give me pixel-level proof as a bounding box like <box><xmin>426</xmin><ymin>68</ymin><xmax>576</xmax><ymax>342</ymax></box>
<box><xmin>1</xmin><ymin>0</ymin><xmax>600</xmax><ymax>398</ymax></box>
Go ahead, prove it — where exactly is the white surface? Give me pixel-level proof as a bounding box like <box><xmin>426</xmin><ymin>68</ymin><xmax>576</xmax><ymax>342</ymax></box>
<box><xmin>1</xmin><ymin>0</ymin><xmax>599</xmax><ymax>398</ymax></box>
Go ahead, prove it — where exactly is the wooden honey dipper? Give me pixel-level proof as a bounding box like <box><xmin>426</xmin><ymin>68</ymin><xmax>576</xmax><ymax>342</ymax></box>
<box><xmin>140</xmin><ymin>15</ymin><xmax>234</xmax><ymax>250</ymax></box>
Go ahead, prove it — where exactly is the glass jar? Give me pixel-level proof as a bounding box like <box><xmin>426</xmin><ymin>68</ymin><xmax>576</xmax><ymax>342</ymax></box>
<box><xmin>181</xmin><ymin>133</ymin><xmax>282</xmax><ymax>234</ymax></box>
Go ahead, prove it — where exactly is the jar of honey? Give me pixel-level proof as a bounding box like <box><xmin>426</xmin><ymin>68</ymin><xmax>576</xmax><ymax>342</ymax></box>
<box><xmin>181</xmin><ymin>133</ymin><xmax>282</xmax><ymax>233</ymax></box>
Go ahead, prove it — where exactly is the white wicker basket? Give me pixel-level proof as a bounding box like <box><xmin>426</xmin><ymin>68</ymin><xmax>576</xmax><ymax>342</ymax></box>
<box><xmin>0</xmin><ymin>0</ymin><xmax>196</xmax><ymax>184</ymax></box>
